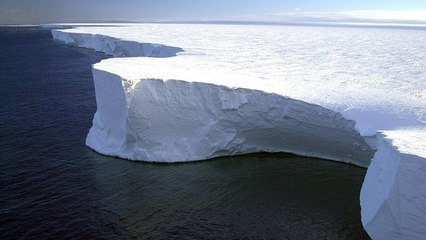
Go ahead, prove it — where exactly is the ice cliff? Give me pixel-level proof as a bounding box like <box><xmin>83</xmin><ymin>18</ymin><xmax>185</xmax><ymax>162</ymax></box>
<box><xmin>52</xmin><ymin>29</ymin><xmax>183</xmax><ymax>57</ymax></box>
<box><xmin>88</xmin><ymin>64</ymin><xmax>372</xmax><ymax>166</ymax></box>
<box><xmin>52</xmin><ymin>25</ymin><xmax>426</xmax><ymax>239</ymax></box>
<box><xmin>361</xmin><ymin>130</ymin><xmax>426</xmax><ymax>240</ymax></box>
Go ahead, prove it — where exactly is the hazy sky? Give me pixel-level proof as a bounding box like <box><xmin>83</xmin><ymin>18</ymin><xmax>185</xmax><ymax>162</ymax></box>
<box><xmin>1</xmin><ymin>0</ymin><xmax>426</xmax><ymax>24</ymax></box>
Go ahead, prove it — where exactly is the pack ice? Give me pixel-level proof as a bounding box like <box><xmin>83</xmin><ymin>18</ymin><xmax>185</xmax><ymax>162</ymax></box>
<box><xmin>52</xmin><ymin>24</ymin><xmax>426</xmax><ymax>239</ymax></box>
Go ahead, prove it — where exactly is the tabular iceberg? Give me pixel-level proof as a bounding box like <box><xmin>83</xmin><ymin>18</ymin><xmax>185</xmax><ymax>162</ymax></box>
<box><xmin>52</xmin><ymin>24</ymin><xmax>426</xmax><ymax>239</ymax></box>
<box><xmin>88</xmin><ymin>63</ymin><xmax>372</xmax><ymax>166</ymax></box>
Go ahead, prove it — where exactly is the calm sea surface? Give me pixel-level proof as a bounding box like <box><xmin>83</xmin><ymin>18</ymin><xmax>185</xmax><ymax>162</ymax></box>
<box><xmin>0</xmin><ymin>27</ymin><xmax>370</xmax><ymax>239</ymax></box>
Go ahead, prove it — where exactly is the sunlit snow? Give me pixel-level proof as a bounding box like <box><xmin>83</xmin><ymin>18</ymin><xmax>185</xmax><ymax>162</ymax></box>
<box><xmin>52</xmin><ymin>23</ymin><xmax>426</xmax><ymax>240</ymax></box>
<box><xmin>57</xmin><ymin>24</ymin><xmax>425</xmax><ymax>135</ymax></box>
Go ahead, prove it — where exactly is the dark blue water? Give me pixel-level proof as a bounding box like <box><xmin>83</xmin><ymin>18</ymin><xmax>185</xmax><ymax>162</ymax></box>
<box><xmin>0</xmin><ymin>27</ymin><xmax>370</xmax><ymax>240</ymax></box>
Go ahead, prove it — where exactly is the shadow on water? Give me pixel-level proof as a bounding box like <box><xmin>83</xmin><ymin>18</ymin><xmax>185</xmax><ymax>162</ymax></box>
<box><xmin>0</xmin><ymin>27</ymin><xmax>370</xmax><ymax>239</ymax></box>
<box><xmin>88</xmin><ymin>152</ymin><xmax>371</xmax><ymax>240</ymax></box>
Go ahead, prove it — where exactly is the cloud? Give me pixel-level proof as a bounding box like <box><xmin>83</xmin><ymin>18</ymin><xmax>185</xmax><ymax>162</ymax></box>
<box><xmin>234</xmin><ymin>10</ymin><xmax>426</xmax><ymax>24</ymax></box>
<box><xmin>346</xmin><ymin>10</ymin><xmax>426</xmax><ymax>22</ymax></box>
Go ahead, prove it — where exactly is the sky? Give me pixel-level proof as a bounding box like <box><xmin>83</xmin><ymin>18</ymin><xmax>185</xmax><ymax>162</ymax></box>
<box><xmin>1</xmin><ymin>0</ymin><xmax>426</xmax><ymax>25</ymax></box>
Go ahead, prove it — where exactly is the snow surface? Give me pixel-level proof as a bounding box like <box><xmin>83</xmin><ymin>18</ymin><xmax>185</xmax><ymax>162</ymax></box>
<box><xmin>52</xmin><ymin>24</ymin><xmax>426</xmax><ymax>137</ymax></box>
<box><xmin>52</xmin><ymin>24</ymin><xmax>426</xmax><ymax>239</ymax></box>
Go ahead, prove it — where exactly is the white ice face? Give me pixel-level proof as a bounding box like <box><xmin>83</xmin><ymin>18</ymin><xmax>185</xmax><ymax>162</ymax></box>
<box><xmin>86</xmin><ymin>67</ymin><xmax>374</xmax><ymax>166</ymax></box>
<box><xmin>53</xmin><ymin>23</ymin><xmax>426</xmax><ymax>240</ymax></box>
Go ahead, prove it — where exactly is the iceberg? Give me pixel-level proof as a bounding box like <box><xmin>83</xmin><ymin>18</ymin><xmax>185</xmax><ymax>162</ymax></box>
<box><xmin>52</xmin><ymin>24</ymin><xmax>426</xmax><ymax>239</ymax></box>
<box><xmin>88</xmin><ymin>58</ymin><xmax>373</xmax><ymax>165</ymax></box>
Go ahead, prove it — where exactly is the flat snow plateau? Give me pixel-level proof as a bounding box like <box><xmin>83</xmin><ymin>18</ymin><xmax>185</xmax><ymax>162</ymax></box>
<box><xmin>52</xmin><ymin>24</ymin><xmax>425</xmax><ymax>239</ymax></box>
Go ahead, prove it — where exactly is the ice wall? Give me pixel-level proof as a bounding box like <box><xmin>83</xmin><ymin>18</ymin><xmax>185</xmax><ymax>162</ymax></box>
<box><xmin>52</xmin><ymin>26</ymin><xmax>426</xmax><ymax>239</ymax></box>
<box><xmin>87</xmin><ymin>66</ymin><xmax>373</xmax><ymax>166</ymax></box>
<box><xmin>52</xmin><ymin>29</ymin><xmax>183</xmax><ymax>57</ymax></box>
<box><xmin>361</xmin><ymin>131</ymin><xmax>426</xmax><ymax>240</ymax></box>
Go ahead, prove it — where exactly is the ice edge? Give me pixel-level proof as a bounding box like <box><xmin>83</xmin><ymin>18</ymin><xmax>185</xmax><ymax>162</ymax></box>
<box><xmin>52</xmin><ymin>27</ymin><xmax>426</xmax><ymax>240</ymax></box>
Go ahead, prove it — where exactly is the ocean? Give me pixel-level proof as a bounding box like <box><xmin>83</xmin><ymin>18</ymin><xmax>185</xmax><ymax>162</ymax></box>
<box><xmin>0</xmin><ymin>26</ymin><xmax>369</xmax><ymax>239</ymax></box>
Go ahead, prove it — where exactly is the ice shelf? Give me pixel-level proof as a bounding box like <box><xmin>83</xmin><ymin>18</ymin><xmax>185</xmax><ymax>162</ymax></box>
<box><xmin>52</xmin><ymin>24</ymin><xmax>426</xmax><ymax>240</ymax></box>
